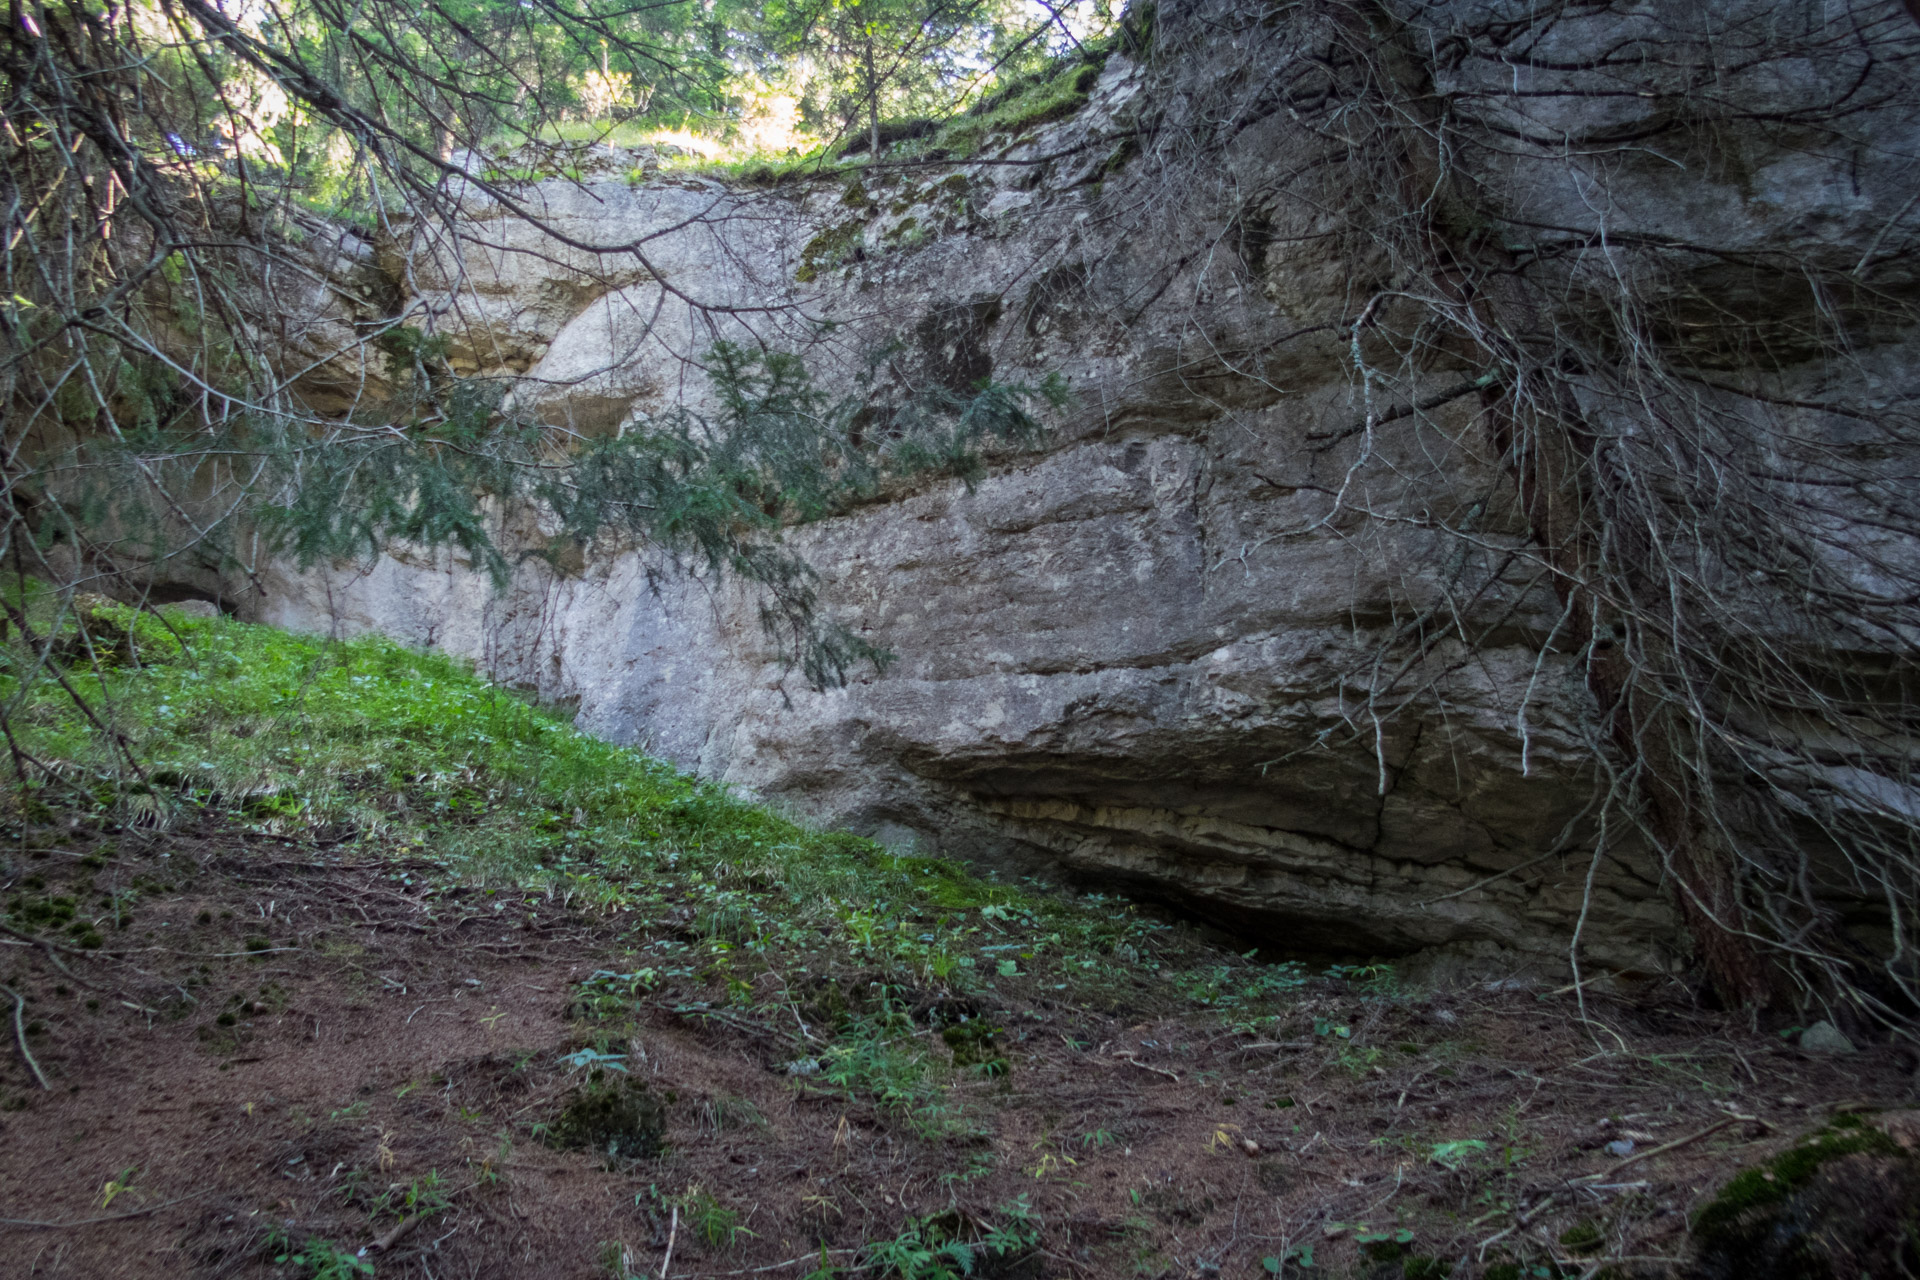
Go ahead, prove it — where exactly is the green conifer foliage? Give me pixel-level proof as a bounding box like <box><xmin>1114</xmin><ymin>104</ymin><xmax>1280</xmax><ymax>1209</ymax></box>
<box><xmin>41</xmin><ymin>337</ymin><xmax>1063</xmax><ymax>689</ymax></box>
<box><xmin>0</xmin><ymin>0</ymin><xmax>1089</xmax><ymax>703</ymax></box>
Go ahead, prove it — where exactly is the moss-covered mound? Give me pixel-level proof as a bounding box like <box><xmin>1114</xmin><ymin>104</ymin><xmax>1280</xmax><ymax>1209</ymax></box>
<box><xmin>1690</xmin><ymin>1115</ymin><xmax>1920</xmax><ymax>1280</ymax></box>
<box><xmin>551</xmin><ymin>1075</ymin><xmax>667</xmax><ymax>1160</ymax></box>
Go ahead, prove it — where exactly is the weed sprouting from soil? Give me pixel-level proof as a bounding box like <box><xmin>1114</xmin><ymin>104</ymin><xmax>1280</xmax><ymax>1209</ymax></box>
<box><xmin>676</xmin><ymin>1184</ymin><xmax>751</xmax><ymax>1250</ymax></box>
<box><xmin>862</xmin><ymin>1197</ymin><xmax>1039</xmax><ymax>1279</ymax></box>
<box><xmin>266</xmin><ymin>1226</ymin><xmax>374</xmax><ymax>1279</ymax></box>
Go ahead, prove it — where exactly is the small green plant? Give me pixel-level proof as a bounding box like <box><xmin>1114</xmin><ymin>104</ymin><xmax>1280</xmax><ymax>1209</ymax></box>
<box><xmin>820</xmin><ymin>1005</ymin><xmax>966</xmax><ymax>1137</ymax></box>
<box><xmin>936</xmin><ymin>1149</ymin><xmax>997</xmax><ymax>1187</ymax></box>
<box><xmin>1169</xmin><ymin>958</ymin><xmax>1309</xmax><ymax>1031</ymax></box>
<box><xmin>558</xmin><ymin>1047</ymin><xmax>630</xmax><ymax>1074</ymax></box>
<box><xmin>985</xmin><ymin>1197</ymin><xmax>1040</xmax><ymax>1251</ymax></box>
<box><xmin>98</xmin><ymin>1166</ymin><xmax>139</xmax><ymax>1209</ymax></box>
<box><xmin>599</xmin><ymin>1239</ymin><xmax>646</xmax><ymax>1278</ymax></box>
<box><xmin>697</xmin><ymin>1095</ymin><xmax>767</xmax><ymax>1132</ymax></box>
<box><xmin>372</xmin><ymin>1169</ymin><xmax>452</xmax><ymax>1221</ymax></box>
<box><xmin>1261</xmin><ymin>1242</ymin><xmax>1315</xmax><ymax>1273</ymax></box>
<box><xmin>1356</xmin><ymin>1226</ymin><xmax>1415</xmax><ymax>1261</ymax></box>
<box><xmin>1337</xmin><ymin>1043</ymin><xmax>1386</xmax><ymax>1077</ymax></box>
<box><xmin>267</xmin><ymin>1228</ymin><xmax>375</xmax><ymax>1279</ymax></box>
<box><xmin>677</xmin><ymin>1186</ymin><xmax>750</xmax><ymax>1250</ymax></box>
<box><xmin>1497</xmin><ymin>1106</ymin><xmax>1536</xmax><ymax>1171</ymax></box>
<box><xmin>864</xmin><ymin>1199</ymin><xmax>1038</xmax><ymax>1279</ymax></box>
<box><xmin>799</xmin><ymin>1246</ymin><xmax>844</xmax><ymax>1280</ymax></box>
<box><xmin>1429</xmin><ymin>1139</ymin><xmax>1489</xmax><ymax>1170</ymax></box>
<box><xmin>1327</xmin><ymin>962</ymin><xmax>1398</xmax><ymax>994</ymax></box>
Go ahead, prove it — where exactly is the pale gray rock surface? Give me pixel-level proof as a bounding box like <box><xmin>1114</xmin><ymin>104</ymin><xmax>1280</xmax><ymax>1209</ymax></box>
<box><xmin>1798</xmin><ymin>1021</ymin><xmax>1859</xmax><ymax>1055</ymax></box>
<box><xmin>246</xmin><ymin>0</ymin><xmax>1920</xmax><ymax>981</ymax></box>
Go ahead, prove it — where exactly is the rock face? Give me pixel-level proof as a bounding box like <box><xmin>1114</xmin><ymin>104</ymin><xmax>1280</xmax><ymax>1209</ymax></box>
<box><xmin>250</xmin><ymin>0</ymin><xmax>1920</xmax><ymax>979</ymax></box>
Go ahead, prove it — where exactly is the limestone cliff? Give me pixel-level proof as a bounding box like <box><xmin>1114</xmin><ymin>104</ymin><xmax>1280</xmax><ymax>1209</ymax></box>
<box><xmin>247</xmin><ymin>0</ymin><xmax>1920</xmax><ymax>981</ymax></box>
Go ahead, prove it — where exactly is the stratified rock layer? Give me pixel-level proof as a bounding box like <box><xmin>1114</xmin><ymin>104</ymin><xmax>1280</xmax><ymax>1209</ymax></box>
<box><xmin>252</xmin><ymin>2</ymin><xmax>1920</xmax><ymax>978</ymax></box>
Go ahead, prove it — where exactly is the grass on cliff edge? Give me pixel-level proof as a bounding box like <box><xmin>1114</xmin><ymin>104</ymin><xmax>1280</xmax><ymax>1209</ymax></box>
<box><xmin>0</xmin><ymin>595</ymin><xmax>1320</xmax><ymax>1028</ymax></box>
<box><xmin>477</xmin><ymin>37</ymin><xmax>1123</xmax><ymax>191</ymax></box>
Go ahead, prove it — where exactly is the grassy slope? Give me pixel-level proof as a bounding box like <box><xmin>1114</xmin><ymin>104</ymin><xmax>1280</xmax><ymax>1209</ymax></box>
<box><xmin>5</xmin><ymin>600</ymin><xmax>1310</xmax><ymax>1049</ymax></box>
<box><xmin>9</xmin><ymin>605</ymin><xmax>1895</xmax><ymax>1280</ymax></box>
<box><xmin>0</xmin><ymin>602</ymin><xmax>1359</xmax><ymax>1274</ymax></box>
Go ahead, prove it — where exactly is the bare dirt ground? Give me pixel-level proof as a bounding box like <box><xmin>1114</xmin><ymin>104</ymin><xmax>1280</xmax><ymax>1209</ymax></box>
<box><xmin>3</xmin><ymin>818</ymin><xmax>1916</xmax><ymax>1280</ymax></box>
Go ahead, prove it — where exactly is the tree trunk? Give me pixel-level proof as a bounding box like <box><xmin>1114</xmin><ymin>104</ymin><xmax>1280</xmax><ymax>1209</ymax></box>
<box><xmin>1489</xmin><ymin>392</ymin><xmax>1778</xmax><ymax>1012</ymax></box>
<box><xmin>1341</xmin><ymin>0</ymin><xmax>1781</xmax><ymax>1012</ymax></box>
<box><xmin>864</xmin><ymin>42</ymin><xmax>881</xmax><ymax>158</ymax></box>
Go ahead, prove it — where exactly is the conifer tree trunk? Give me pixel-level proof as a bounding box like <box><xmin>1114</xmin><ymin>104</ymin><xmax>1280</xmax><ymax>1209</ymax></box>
<box><xmin>1489</xmin><ymin>390</ymin><xmax>1778</xmax><ymax>1013</ymax></box>
<box><xmin>1342</xmin><ymin>0</ymin><xmax>1783</xmax><ymax>1012</ymax></box>
<box><xmin>864</xmin><ymin>41</ymin><xmax>881</xmax><ymax>158</ymax></box>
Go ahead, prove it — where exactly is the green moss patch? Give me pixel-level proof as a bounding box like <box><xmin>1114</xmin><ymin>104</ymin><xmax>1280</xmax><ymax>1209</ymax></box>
<box><xmin>922</xmin><ymin>54</ymin><xmax>1109</xmax><ymax>159</ymax></box>
<box><xmin>1691</xmin><ymin>1115</ymin><xmax>1920</xmax><ymax>1280</ymax></box>
<box><xmin>794</xmin><ymin>219</ymin><xmax>865</xmax><ymax>282</ymax></box>
<box><xmin>1693</xmin><ymin>1116</ymin><xmax>1904</xmax><ymax>1239</ymax></box>
<box><xmin>550</xmin><ymin>1075</ymin><xmax>666</xmax><ymax>1160</ymax></box>
<box><xmin>940</xmin><ymin>1019</ymin><xmax>1003</xmax><ymax>1072</ymax></box>
<box><xmin>1557</xmin><ymin>1221</ymin><xmax>1602</xmax><ymax>1254</ymax></box>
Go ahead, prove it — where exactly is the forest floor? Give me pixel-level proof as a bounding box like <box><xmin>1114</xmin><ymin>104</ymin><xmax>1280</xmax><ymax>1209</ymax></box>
<box><xmin>0</xmin><ymin>605</ymin><xmax>1916</xmax><ymax>1280</ymax></box>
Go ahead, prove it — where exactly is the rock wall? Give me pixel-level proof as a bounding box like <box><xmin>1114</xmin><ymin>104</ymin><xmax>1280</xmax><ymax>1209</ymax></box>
<box><xmin>250</xmin><ymin>0</ymin><xmax>1920</xmax><ymax>980</ymax></box>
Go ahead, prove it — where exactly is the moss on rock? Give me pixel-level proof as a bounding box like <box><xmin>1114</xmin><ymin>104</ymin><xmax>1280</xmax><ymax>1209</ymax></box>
<box><xmin>1690</xmin><ymin>1115</ymin><xmax>1920</xmax><ymax>1279</ymax></box>
<box><xmin>794</xmin><ymin>220</ymin><xmax>865</xmax><ymax>283</ymax></box>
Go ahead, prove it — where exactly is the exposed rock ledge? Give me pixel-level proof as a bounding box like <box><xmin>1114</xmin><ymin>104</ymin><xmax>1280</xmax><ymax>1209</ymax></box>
<box><xmin>246</xmin><ymin>4</ymin><xmax>1920</xmax><ymax>981</ymax></box>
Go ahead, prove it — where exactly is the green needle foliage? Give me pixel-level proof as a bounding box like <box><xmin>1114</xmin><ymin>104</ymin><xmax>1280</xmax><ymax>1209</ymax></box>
<box><xmin>0</xmin><ymin>0</ymin><xmax>1092</xmax><ymax>745</ymax></box>
<box><xmin>42</xmin><ymin>337</ymin><xmax>1063</xmax><ymax>691</ymax></box>
<box><xmin>763</xmin><ymin>0</ymin><xmax>1068</xmax><ymax>158</ymax></box>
